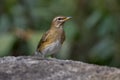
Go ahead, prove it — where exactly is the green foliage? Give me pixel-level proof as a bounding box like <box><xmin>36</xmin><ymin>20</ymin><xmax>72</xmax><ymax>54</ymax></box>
<box><xmin>0</xmin><ymin>34</ymin><xmax>15</xmax><ymax>56</ymax></box>
<box><xmin>0</xmin><ymin>0</ymin><xmax>120</xmax><ymax>67</ymax></box>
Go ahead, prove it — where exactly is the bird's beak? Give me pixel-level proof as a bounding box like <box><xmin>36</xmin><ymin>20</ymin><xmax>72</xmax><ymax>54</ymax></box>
<box><xmin>64</xmin><ymin>17</ymin><xmax>72</xmax><ymax>21</ymax></box>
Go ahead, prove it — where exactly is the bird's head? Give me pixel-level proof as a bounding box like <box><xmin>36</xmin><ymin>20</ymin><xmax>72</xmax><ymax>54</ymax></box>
<box><xmin>51</xmin><ymin>16</ymin><xmax>71</xmax><ymax>28</ymax></box>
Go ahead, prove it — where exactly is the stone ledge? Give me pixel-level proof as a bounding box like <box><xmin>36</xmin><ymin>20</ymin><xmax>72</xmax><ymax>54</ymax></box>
<box><xmin>0</xmin><ymin>56</ymin><xmax>120</xmax><ymax>80</ymax></box>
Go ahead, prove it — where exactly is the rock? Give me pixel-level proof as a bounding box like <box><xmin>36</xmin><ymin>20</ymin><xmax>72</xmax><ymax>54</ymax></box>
<box><xmin>0</xmin><ymin>56</ymin><xmax>120</xmax><ymax>80</ymax></box>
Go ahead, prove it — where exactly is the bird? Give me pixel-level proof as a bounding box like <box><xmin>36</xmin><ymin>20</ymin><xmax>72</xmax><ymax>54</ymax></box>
<box><xmin>34</xmin><ymin>16</ymin><xmax>71</xmax><ymax>58</ymax></box>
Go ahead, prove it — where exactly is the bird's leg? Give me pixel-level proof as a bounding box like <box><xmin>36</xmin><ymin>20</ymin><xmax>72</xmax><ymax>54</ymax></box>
<box><xmin>45</xmin><ymin>54</ymin><xmax>58</xmax><ymax>61</ymax></box>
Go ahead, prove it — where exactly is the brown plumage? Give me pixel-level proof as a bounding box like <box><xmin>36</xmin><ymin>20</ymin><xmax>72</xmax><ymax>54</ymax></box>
<box><xmin>35</xmin><ymin>16</ymin><xmax>71</xmax><ymax>58</ymax></box>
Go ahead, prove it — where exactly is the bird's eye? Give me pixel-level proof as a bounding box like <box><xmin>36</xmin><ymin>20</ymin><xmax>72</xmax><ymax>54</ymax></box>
<box><xmin>58</xmin><ymin>18</ymin><xmax>62</xmax><ymax>20</ymax></box>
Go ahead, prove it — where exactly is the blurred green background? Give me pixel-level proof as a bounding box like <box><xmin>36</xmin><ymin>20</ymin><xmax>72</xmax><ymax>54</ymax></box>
<box><xmin>0</xmin><ymin>0</ymin><xmax>120</xmax><ymax>67</ymax></box>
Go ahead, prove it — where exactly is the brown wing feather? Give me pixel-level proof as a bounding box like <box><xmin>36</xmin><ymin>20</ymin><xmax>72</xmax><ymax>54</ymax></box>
<box><xmin>37</xmin><ymin>30</ymin><xmax>49</xmax><ymax>49</ymax></box>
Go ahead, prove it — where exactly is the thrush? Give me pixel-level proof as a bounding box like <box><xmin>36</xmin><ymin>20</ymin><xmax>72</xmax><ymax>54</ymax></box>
<box><xmin>35</xmin><ymin>16</ymin><xmax>71</xmax><ymax>58</ymax></box>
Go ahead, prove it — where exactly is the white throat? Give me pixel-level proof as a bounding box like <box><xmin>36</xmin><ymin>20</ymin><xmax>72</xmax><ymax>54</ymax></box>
<box><xmin>56</xmin><ymin>24</ymin><xmax>63</xmax><ymax>29</ymax></box>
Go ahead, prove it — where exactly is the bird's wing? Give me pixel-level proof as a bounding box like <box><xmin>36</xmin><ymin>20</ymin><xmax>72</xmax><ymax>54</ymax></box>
<box><xmin>37</xmin><ymin>30</ymin><xmax>49</xmax><ymax>49</ymax></box>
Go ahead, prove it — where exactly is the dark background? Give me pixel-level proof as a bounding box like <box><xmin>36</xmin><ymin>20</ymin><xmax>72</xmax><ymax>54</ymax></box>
<box><xmin>0</xmin><ymin>0</ymin><xmax>120</xmax><ymax>67</ymax></box>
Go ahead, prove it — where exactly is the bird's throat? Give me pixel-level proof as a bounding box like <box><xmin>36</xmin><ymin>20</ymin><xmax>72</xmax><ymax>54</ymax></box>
<box><xmin>51</xmin><ymin>23</ymin><xmax>64</xmax><ymax>29</ymax></box>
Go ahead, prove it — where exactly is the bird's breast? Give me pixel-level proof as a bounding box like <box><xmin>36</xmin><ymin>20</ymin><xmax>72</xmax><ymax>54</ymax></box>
<box><xmin>48</xmin><ymin>28</ymin><xmax>65</xmax><ymax>43</ymax></box>
<box><xmin>41</xmin><ymin>40</ymin><xmax>62</xmax><ymax>56</ymax></box>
